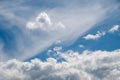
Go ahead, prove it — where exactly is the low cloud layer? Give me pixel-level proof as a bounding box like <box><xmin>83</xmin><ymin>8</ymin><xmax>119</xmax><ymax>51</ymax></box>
<box><xmin>0</xmin><ymin>49</ymin><xmax>120</xmax><ymax>80</ymax></box>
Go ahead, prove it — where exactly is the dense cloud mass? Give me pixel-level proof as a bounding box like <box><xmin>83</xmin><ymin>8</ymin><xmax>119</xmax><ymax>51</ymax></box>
<box><xmin>0</xmin><ymin>50</ymin><xmax>120</xmax><ymax>80</ymax></box>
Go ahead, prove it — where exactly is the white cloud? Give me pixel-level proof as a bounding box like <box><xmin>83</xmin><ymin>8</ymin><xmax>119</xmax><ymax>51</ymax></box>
<box><xmin>78</xmin><ymin>45</ymin><xmax>84</xmax><ymax>48</ymax></box>
<box><xmin>53</xmin><ymin>46</ymin><xmax>63</xmax><ymax>51</ymax></box>
<box><xmin>83</xmin><ymin>25</ymin><xmax>120</xmax><ymax>40</ymax></box>
<box><xmin>26</xmin><ymin>12</ymin><xmax>52</xmax><ymax>30</ymax></box>
<box><xmin>0</xmin><ymin>49</ymin><xmax>120</xmax><ymax>80</ymax></box>
<box><xmin>83</xmin><ymin>31</ymin><xmax>105</xmax><ymax>40</ymax></box>
<box><xmin>108</xmin><ymin>25</ymin><xmax>119</xmax><ymax>33</ymax></box>
<box><xmin>26</xmin><ymin>12</ymin><xmax>65</xmax><ymax>31</ymax></box>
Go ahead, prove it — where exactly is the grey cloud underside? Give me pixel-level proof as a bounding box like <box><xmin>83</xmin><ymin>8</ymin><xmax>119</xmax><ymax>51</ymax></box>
<box><xmin>0</xmin><ymin>50</ymin><xmax>120</xmax><ymax>80</ymax></box>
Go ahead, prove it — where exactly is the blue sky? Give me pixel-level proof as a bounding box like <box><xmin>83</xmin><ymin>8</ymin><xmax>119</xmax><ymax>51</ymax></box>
<box><xmin>0</xmin><ymin>0</ymin><xmax>120</xmax><ymax>80</ymax></box>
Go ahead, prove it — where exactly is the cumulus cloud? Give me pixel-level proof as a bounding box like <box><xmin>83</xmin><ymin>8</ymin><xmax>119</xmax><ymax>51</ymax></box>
<box><xmin>83</xmin><ymin>31</ymin><xmax>105</xmax><ymax>40</ymax></box>
<box><xmin>83</xmin><ymin>25</ymin><xmax>120</xmax><ymax>40</ymax></box>
<box><xmin>26</xmin><ymin>12</ymin><xmax>65</xmax><ymax>31</ymax></box>
<box><xmin>0</xmin><ymin>49</ymin><xmax>120</xmax><ymax>80</ymax></box>
<box><xmin>26</xmin><ymin>12</ymin><xmax>52</xmax><ymax>30</ymax></box>
<box><xmin>108</xmin><ymin>25</ymin><xmax>119</xmax><ymax>33</ymax></box>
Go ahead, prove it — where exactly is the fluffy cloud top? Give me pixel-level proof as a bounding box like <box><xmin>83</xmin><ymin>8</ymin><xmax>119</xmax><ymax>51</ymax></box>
<box><xmin>108</xmin><ymin>25</ymin><xmax>119</xmax><ymax>33</ymax></box>
<box><xmin>26</xmin><ymin>12</ymin><xmax>65</xmax><ymax>31</ymax></box>
<box><xmin>83</xmin><ymin>31</ymin><xmax>105</xmax><ymax>40</ymax></box>
<box><xmin>0</xmin><ymin>49</ymin><xmax>120</xmax><ymax>80</ymax></box>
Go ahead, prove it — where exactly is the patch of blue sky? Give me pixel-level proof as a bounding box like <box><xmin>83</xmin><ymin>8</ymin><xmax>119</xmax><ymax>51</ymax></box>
<box><xmin>29</xmin><ymin>7</ymin><xmax>120</xmax><ymax>61</ymax></box>
<box><xmin>68</xmin><ymin>10</ymin><xmax>120</xmax><ymax>52</ymax></box>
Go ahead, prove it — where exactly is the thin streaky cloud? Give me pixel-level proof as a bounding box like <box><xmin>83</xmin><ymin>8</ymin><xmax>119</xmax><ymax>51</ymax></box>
<box><xmin>108</xmin><ymin>25</ymin><xmax>119</xmax><ymax>33</ymax></box>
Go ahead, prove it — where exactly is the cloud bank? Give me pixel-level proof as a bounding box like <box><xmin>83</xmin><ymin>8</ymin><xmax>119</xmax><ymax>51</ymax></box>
<box><xmin>0</xmin><ymin>49</ymin><xmax>120</xmax><ymax>80</ymax></box>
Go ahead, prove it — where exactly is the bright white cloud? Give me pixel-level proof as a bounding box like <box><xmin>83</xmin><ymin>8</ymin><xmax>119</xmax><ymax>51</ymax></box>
<box><xmin>83</xmin><ymin>31</ymin><xmax>105</xmax><ymax>40</ymax></box>
<box><xmin>108</xmin><ymin>25</ymin><xmax>119</xmax><ymax>33</ymax></box>
<box><xmin>26</xmin><ymin>12</ymin><xmax>52</xmax><ymax>30</ymax></box>
<box><xmin>26</xmin><ymin>12</ymin><xmax>65</xmax><ymax>31</ymax></box>
<box><xmin>0</xmin><ymin>49</ymin><xmax>120</xmax><ymax>80</ymax></box>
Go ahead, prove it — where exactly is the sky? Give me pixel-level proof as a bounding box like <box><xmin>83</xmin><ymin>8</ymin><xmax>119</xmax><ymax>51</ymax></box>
<box><xmin>0</xmin><ymin>0</ymin><xmax>120</xmax><ymax>80</ymax></box>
